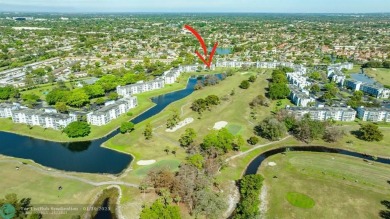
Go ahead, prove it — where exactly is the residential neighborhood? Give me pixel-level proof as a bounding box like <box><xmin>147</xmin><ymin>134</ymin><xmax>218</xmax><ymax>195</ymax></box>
<box><xmin>0</xmin><ymin>8</ymin><xmax>389</xmax><ymax>219</ymax></box>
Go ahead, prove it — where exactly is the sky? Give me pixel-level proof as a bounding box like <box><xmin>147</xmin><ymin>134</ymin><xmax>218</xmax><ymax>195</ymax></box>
<box><xmin>0</xmin><ymin>0</ymin><xmax>389</xmax><ymax>13</ymax></box>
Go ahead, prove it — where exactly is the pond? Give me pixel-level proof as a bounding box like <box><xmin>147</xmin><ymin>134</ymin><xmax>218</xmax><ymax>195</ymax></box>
<box><xmin>208</xmin><ymin>47</ymin><xmax>232</xmax><ymax>55</ymax></box>
<box><xmin>0</xmin><ymin>78</ymin><xmax>198</xmax><ymax>174</ymax></box>
<box><xmin>245</xmin><ymin>146</ymin><xmax>390</xmax><ymax>175</ymax></box>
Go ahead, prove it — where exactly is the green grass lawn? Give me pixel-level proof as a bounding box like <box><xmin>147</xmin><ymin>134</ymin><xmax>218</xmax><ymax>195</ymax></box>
<box><xmin>345</xmin><ymin>65</ymin><xmax>362</xmax><ymax>74</ymax></box>
<box><xmin>364</xmin><ymin>68</ymin><xmax>390</xmax><ymax>87</ymax></box>
<box><xmin>0</xmin><ymin>157</ymin><xmax>102</xmax><ymax>219</ymax></box>
<box><xmin>226</xmin><ymin>124</ymin><xmax>243</xmax><ymax>135</ymax></box>
<box><xmin>260</xmin><ymin>152</ymin><xmax>390</xmax><ymax>219</ymax></box>
<box><xmin>104</xmin><ymin>69</ymin><xmax>274</xmax><ymax>161</ymax></box>
<box><xmin>134</xmin><ymin>160</ymin><xmax>181</xmax><ymax>177</ymax></box>
<box><xmin>21</xmin><ymin>80</ymin><xmax>79</xmax><ymax>99</ymax></box>
<box><xmin>286</xmin><ymin>192</ymin><xmax>316</xmax><ymax>209</ymax></box>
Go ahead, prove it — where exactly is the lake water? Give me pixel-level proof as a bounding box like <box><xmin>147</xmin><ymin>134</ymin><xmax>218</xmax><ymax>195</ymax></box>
<box><xmin>0</xmin><ymin>78</ymin><xmax>198</xmax><ymax>174</ymax></box>
<box><xmin>208</xmin><ymin>47</ymin><xmax>232</xmax><ymax>55</ymax></box>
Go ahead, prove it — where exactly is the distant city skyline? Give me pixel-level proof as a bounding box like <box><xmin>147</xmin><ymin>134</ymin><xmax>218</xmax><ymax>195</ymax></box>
<box><xmin>0</xmin><ymin>0</ymin><xmax>389</xmax><ymax>13</ymax></box>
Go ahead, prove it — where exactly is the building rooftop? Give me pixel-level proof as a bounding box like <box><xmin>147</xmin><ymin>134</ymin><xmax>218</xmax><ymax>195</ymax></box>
<box><xmin>13</xmin><ymin>108</ymin><xmax>73</xmax><ymax>120</ymax></box>
<box><xmin>358</xmin><ymin>106</ymin><xmax>390</xmax><ymax>112</ymax></box>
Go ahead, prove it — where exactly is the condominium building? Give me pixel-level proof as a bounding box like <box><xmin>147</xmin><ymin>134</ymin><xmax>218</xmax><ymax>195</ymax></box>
<box><xmin>87</xmin><ymin>97</ymin><xmax>138</xmax><ymax>126</ymax></box>
<box><xmin>344</xmin><ymin>79</ymin><xmax>390</xmax><ymax>98</ymax></box>
<box><xmin>163</xmin><ymin>69</ymin><xmax>181</xmax><ymax>84</ymax></box>
<box><xmin>288</xmin><ymin>85</ymin><xmax>316</xmax><ymax>107</ymax></box>
<box><xmin>287</xmin><ymin>73</ymin><xmax>312</xmax><ymax>89</ymax></box>
<box><xmin>331</xmin><ymin>73</ymin><xmax>346</xmax><ymax>86</ymax></box>
<box><xmin>11</xmin><ymin>108</ymin><xmax>77</xmax><ymax>130</ymax></box>
<box><xmin>0</xmin><ymin>103</ymin><xmax>18</xmax><ymax>118</ymax></box>
<box><xmin>357</xmin><ymin>106</ymin><xmax>390</xmax><ymax>122</ymax></box>
<box><xmin>360</xmin><ymin>84</ymin><xmax>390</xmax><ymax>99</ymax></box>
<box><xmin>287</xmin><ymin>106</ymin><xmax>357</xmax><ymax>121</ymax></box>
<box><xmin>116</xmin><ymin>79</ymin><xmax>165</xmax><ymax>97</ymax></box>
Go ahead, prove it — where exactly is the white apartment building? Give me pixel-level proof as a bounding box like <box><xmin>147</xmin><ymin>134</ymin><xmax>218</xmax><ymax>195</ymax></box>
<box><xmin>0</xmin><ymin>103</ymin><xmax>17</xmax><ymax>118</ymax></box>
<box><xmin>357</xmin><ymin>106</ymin><xmax>390</xmax><ymax>122</ymax></box>
<box><xmin>163</xmin><ymin>69</ymin><xmax>181</xmax><ymax>84</ymax></box>
<box><xmin>87</xmin><ymin>97</ymin><xmax>138</xmax><ymax>126</ymax></box>
<box><xmin>11</xmin><ymin>108</ymin><xmax>77</xmax><ymax>130</ymax></box>
<box><xmin>288</xmin><ymin>85</ymin><xmax>316</xmax><ymax>107</ymax></box>
<box><xmin>117</xmin><ymin>79</ymin><xmax>165</xmax><ymax>97</ymax></box>
<box><xmin>345</xmin><ymin>79</ymin><xmax>390</xmax><ymax>99</ymax></box>
<box><xmin>287</xmin><ymin>73</ymin><xmax>312</xmax><ymax>89</ymax></box>
<box><xmin>287</xmin><ymin>106</ymin><xmax>357</xmax><ymax>122</ymax></box>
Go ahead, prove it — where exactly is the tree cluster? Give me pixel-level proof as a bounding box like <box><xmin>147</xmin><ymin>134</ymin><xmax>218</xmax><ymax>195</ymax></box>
<box><xmin>0</xmin><ymin>86</ymin><xmax>19</xmax><ymax>100</ymax></box>
<box><xmin>120</xmin><ymin>122</ymin><xmax>135</xmax><ymax>134</ymax></box>
<box><xmin>166</xmin><ymin>110</ymin><xmax>181</xmax><ymax>129</ymax></box>
<box><xmin>179</xmin><ymin>128</ymin><xmax>197</xmax><ymax>147</ymax></box>
<box><xmin>255</xmin><ymin>117</ymin><xmax>286</xmax><ymax>141</ymax></box>
<box><xmin>201</xmin><ymin>128</ymin><xmax>244</xmax><ymax>153</ymax></box>
<box><xmin>268</xmin><ymin>68</ymin><xmax>290</xmax><ymax>100</ymax></box>
<box><xmin>194</xmin><ymin>74</ymin><xmax>226</xmax><ymax>90</ymax></box>
<box><xmin>232</xmin><ymin>174</ymin><xmax>264</xmax><ymax>219</ymax></box>
<box><xmin>142</xmin><ymin>163</ymin><xmax>226</xmax><ymax>219</ymax></box>
<box><xmin>190</xmin><ymin>95</ymin><xmax>220</xmax><ymax>116</ymax></box>
<box><xmin>356</xmin><ymin>123</ymin><xmax>383</xmax><ymax>142</ymax></box>
<box><xmin>362</xmin><ymin>61</ymin><xmax>390</xmax><ymax>69</ymax></box>
<box><xmin>250</xmin><ymin>95</ymin><xmax>270</xmax><ymax>107</ymax></box>
<box><xmin>63</xmin><ymin>121</ymin><xmax>91</xmax><ymax>138</ymax></box>
<box><xmin>239</xmin><ymin>80</ymin><xmax>250</xmax><ymax>89</ymax></box>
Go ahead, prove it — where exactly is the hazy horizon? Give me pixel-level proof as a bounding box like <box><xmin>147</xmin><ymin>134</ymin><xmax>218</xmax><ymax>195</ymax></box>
<box><xmin>0</xmin><ymin>0</ymin><xmax>389</xmax><ymax>13</ymax></box>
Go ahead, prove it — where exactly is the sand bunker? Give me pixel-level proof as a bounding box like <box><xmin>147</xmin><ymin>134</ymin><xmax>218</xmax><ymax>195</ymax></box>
<box><xmin>166</xmin><ymin>118</ymin><xmax>194</xmax><ymax>132</ymax></box>
<box><xmin>213</xmin><ymin>121</ymin><xmax>228</xmax><ymax>130</ymax></box>
<box><xmin>268</xmin><ymin>162</ymin><xmax>277</xmax><ymax>166</ymax></box>
<box><xmin>137</xmin><ymin>160</ymin><xmax>156</xmax><ymax>166</ymax></box>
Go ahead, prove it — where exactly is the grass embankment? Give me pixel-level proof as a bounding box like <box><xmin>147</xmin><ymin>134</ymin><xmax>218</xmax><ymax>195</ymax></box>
<box><xmin>345</xmin><ymin>65</ymin><xmax>362</xmax><ymax>74</ymax></box>
<box><xmin>0</xmin><ymin>76</ymin><xmax>188</xmax><ymax>142</ymax></box>
<box><xmin>260</xmin><ymin>152</ymin><xmax>390</xmax><ymax>219</ymax></box>
<box><xmin>0</xmin><ymin>157</ymin><xmax>102</xmax><ymax>219</ymax></box>
<box><xmin>364</xmin><ymin>68</ymin><xmax>390</xmax><ymax>87</ymax></box>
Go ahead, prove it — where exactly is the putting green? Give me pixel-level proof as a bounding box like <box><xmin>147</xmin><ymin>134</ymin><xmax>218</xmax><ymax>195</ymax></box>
<box><xmin>286</xmin><ymin>192</ymin><xmax>315</xmax><ymax>209</ymax></box>
<box><xmin>226</xmin><ymin>124</ymin><xmax>243</xmax><ymax>135</ymax></box>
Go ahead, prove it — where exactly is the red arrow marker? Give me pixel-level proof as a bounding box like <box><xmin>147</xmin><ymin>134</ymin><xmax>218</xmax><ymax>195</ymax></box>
<box><xmin>184</xmin><ymin>25</ymin><xmax>218</xmax><ymax>68</ymax></box>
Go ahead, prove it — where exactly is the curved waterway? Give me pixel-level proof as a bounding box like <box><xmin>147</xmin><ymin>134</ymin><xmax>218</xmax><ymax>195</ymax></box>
<box><xmin>0</xmin><ymin>78</ymin><xmax>198</xmax><ymax>174</ymax></box>
<box><xmin>244</xmin><ymin>146</ymin><xmax>390</xmax><ymax>176</ymax></box>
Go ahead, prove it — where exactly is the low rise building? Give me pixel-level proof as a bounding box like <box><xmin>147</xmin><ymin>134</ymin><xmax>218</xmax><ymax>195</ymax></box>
<box><xmin>87</xmin><ymin>97</ymin><xmax>138</xmax><ymax>126</ymax></box>
<box><xmin>287</xmin><ymin>73</ymin><xmax>312</xmax><ymax>89</ymax></box>
<box><xmin>11</xmin><ymin>108</ymin><xmax>77</xmax><ymax>130</ymax></box>
<box><xmin>288</xmin><ymin>85</ymin><xmax>316</xmax><ymax>107</ymax></box>
<box><xmin>117</xmin><ymin>79</ymin><xmax>165</xmax><ymax>97</ymax></box>
<box><xmin>357</xmin><ymin>106</ymin><xmax>390</xmax><ymax>122</ymax></box>
<box><xmin>344</xmin><ymin>79</ymin><xmax>390</xmax><ymax>98</ymax></box>
<box><xmin>0</xmin><ymin>103</ymin><xmax>16</xmax><ymax>118</ymax></box>
<box><xmin>163</xmin><ymin>69</ymin><xmax>181</xmax><ymax>84</ymax></box>
<box><xmin>287</xmin><ymin>106</ymin><xmax>356</xmax><ymax>121</ymax></box>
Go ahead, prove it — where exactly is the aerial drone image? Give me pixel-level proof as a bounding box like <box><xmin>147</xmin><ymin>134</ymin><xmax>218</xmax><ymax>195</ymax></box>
<box><xmin>0</xmin><ymin>0</ymin><xmax>390</xmax><ymax>218</ymax></box>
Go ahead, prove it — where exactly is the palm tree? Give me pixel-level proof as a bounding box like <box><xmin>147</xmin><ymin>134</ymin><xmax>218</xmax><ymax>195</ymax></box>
<box><xmin>171</xmin><ymin>147</ymin><xmax>177</xmax><ymax>157</ymax></box>
<box><xmin>164</xmin><ymin>146</ymin><xmax>170</xmax><ymax>155</ymax></box>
